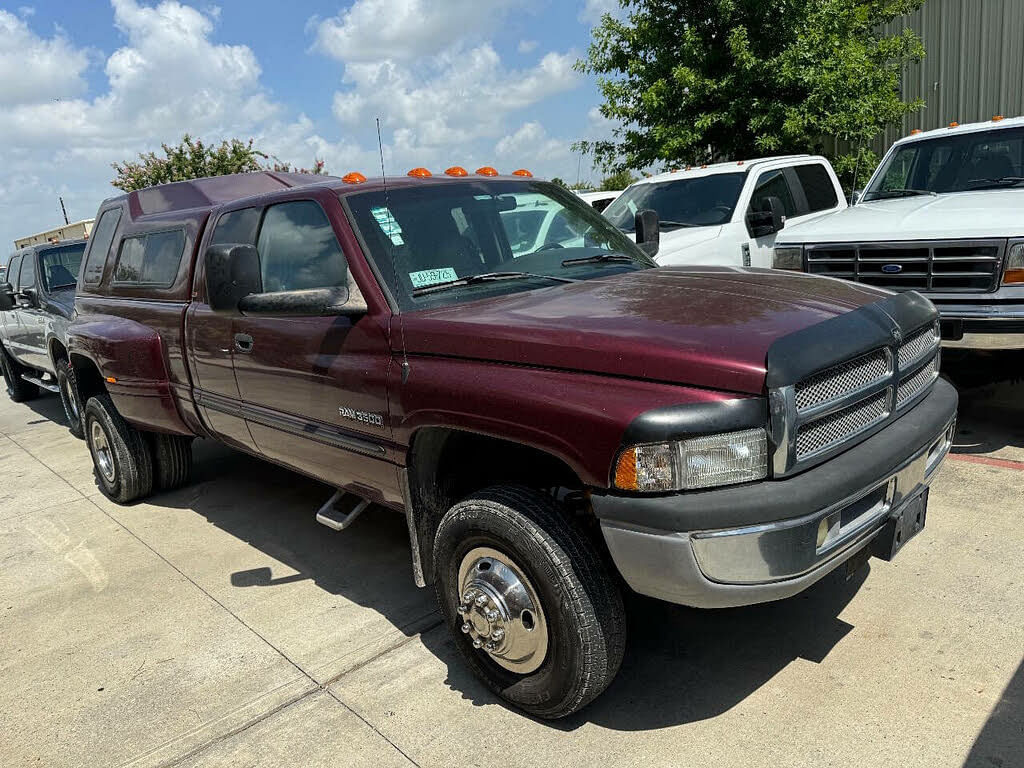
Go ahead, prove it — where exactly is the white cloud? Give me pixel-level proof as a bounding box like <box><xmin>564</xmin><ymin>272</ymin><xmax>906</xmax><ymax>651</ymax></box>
<box><xmin>518</xmin><ymin>39</ymin><xmax>538</xmax><ymax>53</ymax></box>
<box><xmin>0</xmin><ymin>10</ymin><xmax>90</xmax><ymax>105</ymax></box>
<box><xmin>313</xmin><ymin>0</ymin><xmax>516</xmax><ymax>63</ymax></box>
<box><xmin>579</xmin><ymin>0</ymin><xmax>623</xmax><ymax>25</ymax></box>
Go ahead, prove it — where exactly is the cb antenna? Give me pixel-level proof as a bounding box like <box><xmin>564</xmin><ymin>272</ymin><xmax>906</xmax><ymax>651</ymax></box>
<box><xmin>377</xmin><ymin>117</ymin><xmax>411</xmax><ymax>384</ymax></box>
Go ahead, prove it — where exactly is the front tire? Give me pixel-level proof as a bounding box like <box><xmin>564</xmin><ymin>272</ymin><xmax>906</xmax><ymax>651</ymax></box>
<box><xmin>56</xmin><ymin>361</ymin><xmax>85</xmax><ymax>438</ymax></box>
<box><xmin>1</xmin><ymin>344</ymin><xmax>39</xmax><ymax>403</ymax></box>
<box><xmin>433</xmin><ymin>485</ymin><xmax>626</xmax><ymax>719</ymax></box>
<box><xmin>84</xmin><ymin>394</ymin><xmax>153</xmax><ymax>503</ymax></box>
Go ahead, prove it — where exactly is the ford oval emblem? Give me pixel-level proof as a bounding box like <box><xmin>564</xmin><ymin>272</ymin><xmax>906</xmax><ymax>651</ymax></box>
<box><xmin>881</xmin><ymin>263</ymin><xmax>903</xmax><ymax>274</ymax></box>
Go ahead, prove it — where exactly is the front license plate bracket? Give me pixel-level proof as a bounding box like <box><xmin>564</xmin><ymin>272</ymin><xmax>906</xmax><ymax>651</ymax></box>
<box><xmin>873</xmin><ymin>488</ymin><xmax>928</xmax><ymax>562</ymax></box>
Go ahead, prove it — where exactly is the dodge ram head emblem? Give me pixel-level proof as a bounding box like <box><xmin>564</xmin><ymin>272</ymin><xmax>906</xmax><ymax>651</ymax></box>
<box><xmin>892</xmin><ymin>328</ymin><xmax>903</xmax><ymax>343</ymax></box>
<box><xmin>881</xmin><ymin>264</ymin><xmax>903</xmax><ymax>274</ymax></box>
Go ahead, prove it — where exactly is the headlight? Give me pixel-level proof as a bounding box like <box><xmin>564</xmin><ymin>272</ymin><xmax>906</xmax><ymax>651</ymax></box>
<box><xmin>772</xmin><ymin>246</ymin><xmax>803</xmax><ymax>270</ymax></box>
<box><xmin>1004</xmin><ymin>241</ymin><xmax>1024</xmax><ymax>284</ymax></box>
<box><xmin>613</xmin><ymin>429</ymin><xmax>768</xmax><ymax>492</ymax></box>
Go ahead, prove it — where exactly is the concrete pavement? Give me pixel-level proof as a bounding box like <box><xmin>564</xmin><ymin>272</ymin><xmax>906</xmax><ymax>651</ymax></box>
<box><xmin>0</xmin><ymin>378</ymin><xmax>1021</xmax><ymax>767</ymax></box>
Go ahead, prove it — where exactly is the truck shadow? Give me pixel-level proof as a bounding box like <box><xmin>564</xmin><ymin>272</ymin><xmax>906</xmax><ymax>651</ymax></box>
<box><xmin>962</xmin><ymin>656</ymin><xmax>1024</xmax><ymax>768</ymax></box>
<box><xmin>422</xmin><ymin>563</ymin><xmax>866</xmax><ymax>731</ymax></box>
<box><xmin>944</xmin><ymin>352</ymin><xmax>1024</xmax><ymax>458</ymax></box>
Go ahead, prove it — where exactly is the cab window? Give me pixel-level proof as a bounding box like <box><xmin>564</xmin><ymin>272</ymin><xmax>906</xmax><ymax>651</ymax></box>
<box><xmin>212</xmin><ymin>207</ymin><xmax>261</xmax><ymax>246</ymax></box>
<box><xmin>113</xmin><ymin>230</ymin><xmax>185</xmax><ymax>286</ymax></box>
<box><xmin>19</xmin><ymin>253</ymin><xmax>36</xmax><ymax>291</ymax></box>
<box><xmin>256</xmin><ymin>201</ymin><xmax>347</xmax><ymax>293</ymax></box>
<box><xmin>794</xmin><ymin>164</ymin><xmax>838</xmax><ymax>212</ymax></box>
<box><xmin>748</xmin><ymin>169</ymin><xmax>798</xmax><ymax>217</ymax></box>
<box><xmin>83</xmin><ymin>208</ymin><xmax>122</xmax><ymax>284</ymax></box>
<box><xmin>6</xmin><ymin>256</ymin><xmax>22</xmax><ymax>289</ymax></box>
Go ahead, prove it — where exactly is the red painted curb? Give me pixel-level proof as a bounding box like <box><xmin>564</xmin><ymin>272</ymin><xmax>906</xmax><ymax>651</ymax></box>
<box><xmin>949</xmin><ymin>452</ymin><xmax>1024</xmax><ymax>471</ymax></box>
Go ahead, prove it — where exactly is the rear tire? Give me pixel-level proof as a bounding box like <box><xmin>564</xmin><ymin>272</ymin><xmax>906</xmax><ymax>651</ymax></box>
<box><xmin>433</xmin><ymin>485</ymin><xmax>626</xmax><ymax>719</ymax></box>
<box><xmin>56</xmin><ymin>361</ymin><xmax>85</xmax><ymax>439</ymax></box>
<box><xmin>148</xmin><ymin>432</ymin><xmax>193</xmax><ymax>491</ymax></box>
<box><xmin>84</xmin><ymin>394</ymin><xmax>153</xmax><ymax>503</ymax></box>
<box><xmin>1</xmin><ymin>344</ymin><xmax>39</xmax><ymax>403</ymax></box>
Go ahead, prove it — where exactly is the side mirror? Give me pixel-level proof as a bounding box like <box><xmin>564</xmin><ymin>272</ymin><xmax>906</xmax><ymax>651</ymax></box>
<box><xmin>18</xmin><ymin>287</ymin><xmax>39</xmax><ymax>308</ymax></box>
<box><xmin>238</xmin><ymin>285</ymin><xmax>367</xmax><ymax>318</ymax></box>
<box><xmin>745</xmin><ymin>196</ymin><xmax>785</xmax><ymax>238</ymax></box>
<box><xmin>0</xmin><ymin>282</ymin><xmax>14</xmax><ymax>312</ymax></box>
<box><xmin>205</xmin><ymin>244</ymin><xmax>262</xmax><ymax>312</ymax></box>
<box><xmin>635</xmin><ymin>208</ymin><xmax>660</xmax><ymax>257</ymax></box>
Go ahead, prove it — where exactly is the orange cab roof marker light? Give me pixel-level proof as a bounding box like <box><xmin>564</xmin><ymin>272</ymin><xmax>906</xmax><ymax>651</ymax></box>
<box><xmin>476</xmin><ymin>166</ymin><xmax>499</xmax><ymax>177</ymax></box>
<box><xmin>992</xmin><ymin>115</ymin><xmax>1004</xmax><ymax>121</ymax></box>
<box><xmin>512</xmin><ymin>169</ymin><xmax>532</xmax><ymax>177</ymax></box>
<box><xmin>949</xmin><ymin>121</ymin><xmax>959</xmax><ymax>128</ymax></box>
<box><xmin>341</xmin><ymin>171</ymin><xmax>366</xmax><ymax>184</ymax></box>
<box><xmin>407</xmin><ymin>167</ymin><xmax>432</xmax><ymax>178</ymax></box>
<box><xmin>910</xmin><ymin>129</ymin><xmax>922</xmax><ymax>135</ymax></box>
<box><xmin>445</xmin><ymin>166</ymin><xmax>468</xmax><ymax>177</ymax></box>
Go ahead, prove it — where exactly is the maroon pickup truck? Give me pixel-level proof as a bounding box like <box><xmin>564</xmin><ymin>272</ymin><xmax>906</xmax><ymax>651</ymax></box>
<box><xmin>66</xmin><ymin>169</ymin><xmax>957</xmax><ymax>718</ymax></box>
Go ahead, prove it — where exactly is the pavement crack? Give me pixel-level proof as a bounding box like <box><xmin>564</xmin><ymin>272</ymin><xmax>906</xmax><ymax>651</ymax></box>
<box><xmin>326</xmin><ymin>688</ymin><xmax>423</xmax><ymax>768</ymax></box>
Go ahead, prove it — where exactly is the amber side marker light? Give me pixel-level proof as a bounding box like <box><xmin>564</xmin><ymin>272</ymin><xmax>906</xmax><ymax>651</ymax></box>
<box><xmin>476</xmin><ymin>166</ymin><xmax>499</xmax><ymax>177</ymax></box>
<box><xmin>512</xmin><ymin>169</ymin><xmax>532</xmax><ymax>177</ymax></box>
<box><xmin>341</xmin><ymin>171</ymin><xmax>366</xmax><ymax>184</ymax></box>
<box><xmin>613</xmin><ymin>450</ymin><xmax>639</xmax><ymax>491</ymax></box>
<box><xmin>407</xmin><ymin>167</ymin><xmax>432</xmax><ymax>178</ymax></box>
<box><xmin>105</xmin><ymin>377</ymin><xmax>117</xmax><ymax>384</ymax></box>
<box><xmin>445</xmin><ymin>166</ymin><xmax>468</xmax><ymax>177</ymax></box>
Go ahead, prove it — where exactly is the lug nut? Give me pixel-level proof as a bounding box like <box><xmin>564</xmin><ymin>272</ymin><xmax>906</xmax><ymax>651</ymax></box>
<box><xmin>475</xmin><ymin>594</ymin><xmax>489</xmax><ymax>607</ymax></box>
<box><xmin>461</xmin><ymin>622</ymin><xmax>471</xmax><ymax>634</ymax></box>
<box><xmin>456</xmin><ymin>604</ymin><xmax>468</xmax><ymax>616</ymax></box>
<box><xmin>491</xmin><ymin>628</ymin><xmax>505</xmax><ymax>641</ymax></box>
<box><xmin>485</xmin><ymin>609</ymin><xmax>500</xmax><ymax>622</ymax></box>
<box><xmin>472</xmin><ymin>638</ymin><xmax>483</xmax><ymax>649</ymax></box>
<box><xmin>462</xmin><ymin>590</ymin><xmax>476</xmax><ymax>602</ymax></box>
<box><xmin>485</xmin><ymin>641</ymin><xmax>496</xmax><ymax>651</ymax></box>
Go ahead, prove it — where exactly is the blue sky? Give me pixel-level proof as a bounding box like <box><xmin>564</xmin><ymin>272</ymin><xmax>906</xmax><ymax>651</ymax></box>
<box><xmin>0</xmin><ymin>0</ymin><xmax>622</xmax><ymax>249</ymax></box>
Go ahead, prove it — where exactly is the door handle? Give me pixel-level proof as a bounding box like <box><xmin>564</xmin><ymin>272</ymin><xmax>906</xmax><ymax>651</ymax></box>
<box><xmin>234</xmin><ymin>333</ymin><xmax>254</xmax><ymax>353</ymax></box>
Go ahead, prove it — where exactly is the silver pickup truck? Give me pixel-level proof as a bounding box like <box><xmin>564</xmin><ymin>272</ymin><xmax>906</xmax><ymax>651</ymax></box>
<box><xmin>0</xmin><ymin>240</ymin><xmax>87</xmax><ymax>437</ymax></box>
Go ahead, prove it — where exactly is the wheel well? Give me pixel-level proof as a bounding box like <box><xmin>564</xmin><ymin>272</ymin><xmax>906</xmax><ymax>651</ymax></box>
<box><xmin>69</xmin><ymin>353</ymin><xmax>107</xmax><ymax>404</ymax></box>
<box><xmin>49</xmin><ymin>338</ymin><xmax>68</xmax><ymax>366</ymax></box>
<box><xmin>407</xmin><ymin>428</ymin><xmax>586</xmax><ymax>584</ymax></box>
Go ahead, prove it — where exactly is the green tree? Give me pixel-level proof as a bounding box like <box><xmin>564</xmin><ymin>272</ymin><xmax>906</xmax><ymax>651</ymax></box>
<box><xmin>112</xmin><ymin>134</ymin><xmax>327</xmax><ymax>192</ymax></box>
<box><xmin>550</xmin><ymin>176</ymin><xmax>570</xmax><ymax>188</ymax></box>
<box><xmin>599</xmin><ymin>169</ymin><xmax>638</xmax><ymax>191</ymax></box>
<box><xmin>577</xmin><ymin>0</ymin><xmax>926</xmax><ymax>187</ymax></box>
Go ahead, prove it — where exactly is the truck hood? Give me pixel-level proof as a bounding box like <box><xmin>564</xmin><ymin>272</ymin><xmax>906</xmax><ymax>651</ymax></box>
<box><xmin>652</xmin><ymin>225</ymin><xmax>724</xmax><ymax>262</ymax></box>
<box><xmin>400</xmin><ymin>267</ymin><xmax>889</xmax><ymax>395</ymax></box>
<box><xmin>780</xmin><ymin>189</ymin><xmax>1024</xmax><ymax>243</ymax></box>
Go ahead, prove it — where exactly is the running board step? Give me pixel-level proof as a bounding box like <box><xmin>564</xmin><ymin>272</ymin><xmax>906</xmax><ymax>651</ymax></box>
<box><xmin>315</xmin><ymin>491</ymin><xmax>370</xmax><ymax>531</ymax></box>
<box><xmin>21</xmin><ymin>374</ymin><xmax>59</xmax><ymax>393</ymax></box>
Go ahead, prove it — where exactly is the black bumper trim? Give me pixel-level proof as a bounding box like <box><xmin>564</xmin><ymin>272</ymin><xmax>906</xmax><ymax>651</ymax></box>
<box><xmin>591</xmin><ymin>377</ymin><xmax>958</xmax><ymax>532</ymax></box>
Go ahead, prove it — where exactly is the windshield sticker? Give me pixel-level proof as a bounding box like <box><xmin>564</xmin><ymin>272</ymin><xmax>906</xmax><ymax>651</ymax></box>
<box><xmin>370</xmin><ymin>206</ymin><xmax>405</xmax><ymax>245</ymax></box>
<box><xmin>409</xmin><ymin>267</ymin><xmax>458</xmax><ymax>288</ymax></box>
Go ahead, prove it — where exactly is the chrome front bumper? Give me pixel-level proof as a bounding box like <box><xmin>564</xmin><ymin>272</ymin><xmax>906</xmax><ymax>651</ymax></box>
<box><xmin>935</xmin><ymin>303</ymin><xmax>1024</xmax><ymax>350</ymax></box>
<box><xmin>596</xmin><ymin>384</ymin><xmax>957</xmax><ymax>609</ymax></box>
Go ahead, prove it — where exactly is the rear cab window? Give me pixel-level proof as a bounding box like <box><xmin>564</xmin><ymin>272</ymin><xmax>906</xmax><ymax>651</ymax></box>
<box><xmin>113</xmin><ymin>230</ymin><xmax>185</xmax><ymax>286</ymax></box>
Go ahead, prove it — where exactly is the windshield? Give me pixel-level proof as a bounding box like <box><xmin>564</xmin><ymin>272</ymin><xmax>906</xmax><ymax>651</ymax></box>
<box><xmin>39</xmin><ymin>243</ymin><xmax>86</xmax><ymax>291</ymax></box>
<box><xmin>344</xmin><ymin>180</ymin><xmax>653</xmax><ymax>310</ymax></box>
<box><xmin>603</xmin><ymin>172</ymin><xmax>747</xmax><ymax>231</ymax></box>
<box><xmin>864</xmin><ymin>126</ymin><xmax>1024</xmax><ymax>200</ymax></box>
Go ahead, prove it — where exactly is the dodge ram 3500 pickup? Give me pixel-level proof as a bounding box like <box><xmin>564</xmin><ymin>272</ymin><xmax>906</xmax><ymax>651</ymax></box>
<box><xmin>66</xmin><ymin>168</ymin><xmax>957</xmax><ymax>718</ymax></box>
<box><xmin>1</xmin><ymin>240</ymin><xmax>88</xmax><ymax>436</ymax></box>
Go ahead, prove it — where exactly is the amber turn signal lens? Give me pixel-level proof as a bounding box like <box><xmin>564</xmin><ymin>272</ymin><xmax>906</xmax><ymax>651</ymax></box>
<box><xmin>407</xmin><ymin>167</ymin><xmax>432</xmax><ymax>178</ymax></box>
<box><xmin>1004</xmin><ymin>269</ymin><xmax>1024</xmax><ymax>284</ymax></box>
<box><xmin>512</xmin><ymin>169</ymin><xmax>532</xmax><ymax>177</ymax></box>
<box><xmin>445</xmin><ymin>166</ymin><xmax>468</xmax><ymax>177</ymax></box>
<box><xmin>613</xmin><ymin>449</ymin><xmax>639</xmax><ymax>491</ymax></box>
<box><xmin>475</xmin><ymin>166</ymin><xmax>499</xmax><ymax>177</ymax></box>
<box><xmin>341</xmin><ymin>171</ymin><xmax>366</xmax><ymax>184</ymax></box>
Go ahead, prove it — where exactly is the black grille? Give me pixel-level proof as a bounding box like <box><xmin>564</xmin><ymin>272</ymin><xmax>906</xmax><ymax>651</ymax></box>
<box><xmin>794</xmin><ymin>349</ymin><xmax>890</xmax><ymax>412</ymax></box>
<box><xmin>806</xmin><ymin>240</ymin><xmax>1002</xmax><ymax>293</ymax></box>
<box><xmin>795</xmin><ymin>389</ymin><xmax>891</xmax><ymax>459</ymax></box>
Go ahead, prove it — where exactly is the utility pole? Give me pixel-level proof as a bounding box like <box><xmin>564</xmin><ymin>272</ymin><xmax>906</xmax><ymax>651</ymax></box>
<box><xmin>59</xmin><ymin>197</ymin><xmax>69</xmax><ymax>225</ymax></box>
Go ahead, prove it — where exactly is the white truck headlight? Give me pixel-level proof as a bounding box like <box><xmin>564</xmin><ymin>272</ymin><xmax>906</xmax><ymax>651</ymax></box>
<box><xmin>1005</xmin><ymin>241</ymin><xmax>1024</xmax><ymax>284</ymax></box>
<box><xmin>613</xmin><ymin>429</ymin><xmax>768</xmax><ymax>492</ymax></box>
<box><xmin>772</xmin><ymin>246</ymin><xmax>803</xmax><ymax>270</ymax></box>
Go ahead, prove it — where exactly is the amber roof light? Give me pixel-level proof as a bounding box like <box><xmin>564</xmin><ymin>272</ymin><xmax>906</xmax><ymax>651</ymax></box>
<box><xmin>476</xmin><ymin>166</ymin><xmax>499</xmax><ymax>177</ymax></box>
<box><xmin>910</xmin><ymin>129</ymin><xmax>923</xmax><ymax>135</ymax></box>
<box><xmin>992</xmin><ymin>115</ymin><xmax>1005</xmax><ymax>121</ymax></box>
<box><xmin>445</xmin><ymin>166</ymin><xmax>468</xmax><ymax>177</ymax></box>
<box><xmin>342</xmin><ymin>171</ymin><xmax>366</xmax><ymax>184</ymax></box>
<box><xmin>512</xmin><ymin>169</ymin><xmax>532</xmax><ymax>177</ymax></box>
<box><xmin>949</xmin><ymin>121</ymin><xmax>959</xmax><ymax>128</ymax></box>
<box><xmin>407</xmin><ymin>167</ymin><xmax>432</xmax><ymax>178</ymax></box>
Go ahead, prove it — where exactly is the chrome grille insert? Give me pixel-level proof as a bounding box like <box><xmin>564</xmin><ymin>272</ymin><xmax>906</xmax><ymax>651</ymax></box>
<box><xmin>897</xmin><ymin>356</ymin><xmax>939</xmax><ymax>409</ymax></box>
<box><xmin>898</xmin><ymin>324</ymin><xmax>939</xmax><ymax>369</ymax></box>
<box><xmin>794</xmin><ymin>349</ymin><xmax>890</xmax><ymax>412</ymax></box>
<box><xmin>805</xmin><ymin>240</ymin><xmax>1003</xmax><ymax>293</ymax></box>
<box><xmin>795</xmin><ymin>390</ymin><xmax>891</xmax><ymax>459</ymax></box>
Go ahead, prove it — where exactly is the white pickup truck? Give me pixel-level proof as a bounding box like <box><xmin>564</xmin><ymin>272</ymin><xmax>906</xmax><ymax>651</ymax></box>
<box><xmin>774</xmin><ymin>117</ymin><xmax>1024</xmax><ymax>350</ymax></box>
<box><xmin>602</xmin><ymin>155</ymin><xmax>847</xmax><ymax>267</ymax></box>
